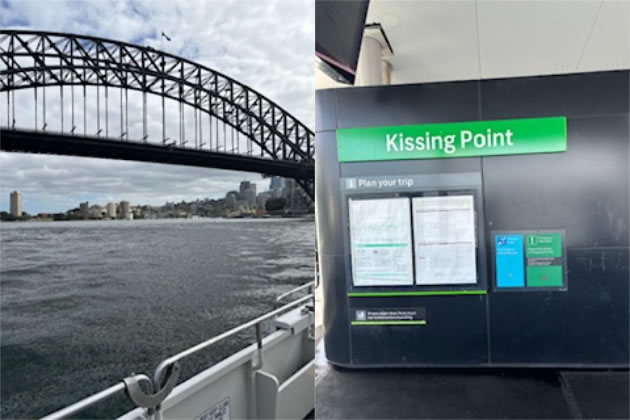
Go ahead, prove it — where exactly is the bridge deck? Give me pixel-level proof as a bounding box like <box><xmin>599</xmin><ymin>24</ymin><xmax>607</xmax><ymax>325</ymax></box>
<box><xmin>1</xmin><ymin>129</ymin><xmax>314</xmax><ymax>180</ymax></box>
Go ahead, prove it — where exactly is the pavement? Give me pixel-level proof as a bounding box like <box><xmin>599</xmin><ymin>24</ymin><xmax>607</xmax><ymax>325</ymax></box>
<box><xmin>314</xmin><ymin>287</ymin><xmax>630</xmax><ymax>419</ymax></box>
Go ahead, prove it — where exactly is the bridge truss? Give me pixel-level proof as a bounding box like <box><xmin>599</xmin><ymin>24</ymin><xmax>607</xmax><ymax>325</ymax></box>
<box><xmin>0</xmin><ymin>30</ymin><xmax>314</xmax><ymax>197</ymax></box>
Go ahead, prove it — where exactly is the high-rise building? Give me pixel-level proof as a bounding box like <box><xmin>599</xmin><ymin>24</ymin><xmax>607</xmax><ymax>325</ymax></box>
<box><xmin>79</xmin><ymin>202</ymin><xmax>89</xmax><ymax>219</ymax></box>
<box><xmin>106</xmin><ymin>202</ymin><xmax>117</xmax><ymax>219</ymax></box>
<box><xmin>9</xmin><ymin>191</ymin><xmax>22</xmax><ymax>217</ymax></box>
<box><xmin>239</xmin><ymin>181</ymin><xmax>257</xmax><ymax>208</ymax></box>
<box><xmin>270</xmin><ymin>176</ymin><xmax>284</xmax><ymax>191</ymax></box>
<box><xmin>119</xmin><ymin>201</ymin><xmax>131</xmax><ymax>219</ymax></box>
<box><xmin>239</xmin><ymin>181</ymin><xmax>251</xmax><ymax>197</ymax></box>
<box><xmin>245</xmin><ymin>184</ymin><xmax>256</xmax><ymax>208</ymax></box>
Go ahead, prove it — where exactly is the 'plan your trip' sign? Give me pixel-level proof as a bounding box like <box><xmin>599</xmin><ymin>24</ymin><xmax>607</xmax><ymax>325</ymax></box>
<box><xmin>336</xmin><ymin>117</ymin><xmax>567</xmax><ymax>162</ymax></box>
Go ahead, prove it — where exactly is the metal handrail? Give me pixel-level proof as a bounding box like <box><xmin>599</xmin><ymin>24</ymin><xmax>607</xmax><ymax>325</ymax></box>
<box><xmin>41</xmin><ymin>374</ymin><xmax>152</xmax><ymax>420</ymax></box>
<box><xmin>153</xmin><ymin>293</ymin><xmax>313</xmax><ymax>386</ymax></box>
<box><xmin>39</xmin><ymin>289</ymin><xmax>314</xmax><ymax>420</ymax></box>
<box><xmin>275</xmin><ymin>281</ymin><xmax>315</xmax><ymax>307</ymax></box>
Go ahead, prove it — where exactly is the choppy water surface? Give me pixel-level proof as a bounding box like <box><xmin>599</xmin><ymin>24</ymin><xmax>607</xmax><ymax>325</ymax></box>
<box><xmin>0</xmin><ymin>218</ymin><xmax>314</xmax><ymax>419</ymax></box>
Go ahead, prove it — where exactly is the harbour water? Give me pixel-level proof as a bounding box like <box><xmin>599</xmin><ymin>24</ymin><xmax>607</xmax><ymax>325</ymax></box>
<box><xmin>0</xmin><ymin>218</ymin><xmax>315</xmax><ymax>419</ymax></box>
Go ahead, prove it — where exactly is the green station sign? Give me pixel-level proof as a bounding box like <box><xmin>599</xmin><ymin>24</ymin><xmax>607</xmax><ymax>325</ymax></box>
<box><xmin>337</xmin><ymin>117</ymin><xmax>567</xmax><ymax>162</ymax></box>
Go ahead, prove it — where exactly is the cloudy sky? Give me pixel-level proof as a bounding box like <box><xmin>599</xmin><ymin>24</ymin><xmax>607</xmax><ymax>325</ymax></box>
<box><xmin>0</xmin><ymin>0</ymin><xmax>314</xmax><ymax>214</ymax></box>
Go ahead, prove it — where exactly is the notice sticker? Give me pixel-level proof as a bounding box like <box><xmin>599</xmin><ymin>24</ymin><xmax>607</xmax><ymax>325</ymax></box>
<box><xmin>196</xmin><ymin>397</ymin><xmax>230</xmax><ymax>420</ymax></box>
<box><xmin>352</xmin><ymin>307</ymin><xmax>426</xmax><ymax>326</ymax></box>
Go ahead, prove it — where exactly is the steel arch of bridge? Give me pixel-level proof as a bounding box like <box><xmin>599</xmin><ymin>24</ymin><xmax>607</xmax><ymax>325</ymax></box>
<box><xmin>0</xmin><ymin>30</ymin><xmax>314</xmax><ymax>196</ymax></box>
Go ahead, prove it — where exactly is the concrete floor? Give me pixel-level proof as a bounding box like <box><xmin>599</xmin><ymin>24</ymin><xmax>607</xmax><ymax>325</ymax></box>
<box><xmin>314</xmin><ymin>288</ymin><xmax>629</xmax><ymax>419</ymax></box>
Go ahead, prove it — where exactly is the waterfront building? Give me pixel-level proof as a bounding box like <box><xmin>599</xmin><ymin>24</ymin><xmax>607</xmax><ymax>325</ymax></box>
<box><xmin>89</xmin><ymin>205</ymin><xmax>105</xmax><ymax>219</ymax></box>
<box><xmin>244</xmin><ymin>184</ymin><xmax>257</xmax><ymax>208</ymax></box>
<box><xmin>119</xmin><ymin>201</ymin><xmax>130</xmax><ymax>219</ymax></box>
<box><xmin>225</xmin><ymin>191</ymin><xmax>239</xmax><ymax>210</ymax></box>
<box><xmin>256</xmin><ymin>192</ymin><xmax>271</xmax><ymax>212</ymax></box>
<box><xmin>79</xmin><ymin>202</ymin><xmax>89</xmax><ymax>219</ymax></box>
<box><xmin>9</xmin><ymin>190</ymin><xmax>22</xmax><ymax>217</ymax></box>
<box><xmin>106</xmin><ymin>202</ymin><xmax>117</xmax><ymax>219</ymax></box>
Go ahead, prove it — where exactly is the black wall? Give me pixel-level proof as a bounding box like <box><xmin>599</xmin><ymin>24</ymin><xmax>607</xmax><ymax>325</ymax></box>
<box><xmin>316</xmin><ymin>70</ymin><xmax>629</xmax><ymax>367</ymax></box>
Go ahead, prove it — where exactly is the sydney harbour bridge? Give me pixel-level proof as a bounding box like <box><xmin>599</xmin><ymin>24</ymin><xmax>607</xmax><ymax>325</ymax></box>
<box><xmin>0</xmin><ymin>30</ymin><xmax>314</xmax><ymax>198</ymax></box>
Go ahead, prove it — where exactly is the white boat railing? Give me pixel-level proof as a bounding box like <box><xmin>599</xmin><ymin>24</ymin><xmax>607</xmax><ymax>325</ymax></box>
<box><xmin>275</xmin><ymin>281</ymin><xmax>315</xmax><ymax>307</ymax></box>
<box><xmin>40</xmin><ymin>284</ymin><xmax>315</xmax><ymax>420</ymax></box>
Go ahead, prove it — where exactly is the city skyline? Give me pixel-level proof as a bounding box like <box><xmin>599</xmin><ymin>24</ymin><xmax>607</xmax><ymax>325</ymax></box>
<box><xmin>0</xmin><ymin>176</ymin><xmax>293</xmax><ymax>215</ymax></box>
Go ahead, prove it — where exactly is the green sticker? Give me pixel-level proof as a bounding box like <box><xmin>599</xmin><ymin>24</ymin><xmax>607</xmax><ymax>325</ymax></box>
<box><xmin>525</xmin><ymin>233</ymin><xmax>562</xmax><ymax>258</ymax></box>
<box><xmin>527</xmin><ymin>265</ymin><xmax>563</xmax><ymax>287</ymax></box>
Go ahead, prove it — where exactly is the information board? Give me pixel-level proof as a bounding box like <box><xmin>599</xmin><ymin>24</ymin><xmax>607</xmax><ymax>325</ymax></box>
<box><xmin>493</xmin><ymin>231</ymin><xmax>566</xmax><ymax>290</ymax></box>
<box><xmin>349</xmin><ymin>197</ymin><xmax>414</xmax><ymax>286</ymax></box>
<box><xmin>412</xmin><ymin>195</ymin><xmax>477</xmax><ymax>285</ymax></box>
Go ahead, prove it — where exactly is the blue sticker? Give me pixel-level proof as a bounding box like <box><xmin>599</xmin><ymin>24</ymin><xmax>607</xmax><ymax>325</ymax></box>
<box><xmin>496</xmin><ymin>235</ymin><xmax>524</xmax><ymax>288</ymax></box>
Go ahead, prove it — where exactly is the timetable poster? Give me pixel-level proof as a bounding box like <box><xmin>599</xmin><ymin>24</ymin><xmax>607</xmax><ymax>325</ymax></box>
<box><xmin>412</xmin><ymin>195</ymin><xmax>477</xmax><ymax>285</ymax></box>
<box><xmin>349</xmin><ymin>197</ymin><xmax>414</xmax><ymax>286</ymax></box>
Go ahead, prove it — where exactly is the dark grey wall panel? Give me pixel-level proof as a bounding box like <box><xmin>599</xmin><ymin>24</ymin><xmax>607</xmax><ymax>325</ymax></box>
<box><xmin>315</xmin><ymin>131</ymin><xmax>345</xmax><ymax>257</ymax></box>
<box><xmin>315</xmin><ymin>89</ymin><xmax>338</xmax><ymax>133</ymax></box>
<box><xmin>482</xmin><ymin>115</ymin><xmax>629</xmax><ymax>248</ymax></box>
<box><xmin>489</xmin><ymin>250</ymin><xmax>629</xmax><ymax>365</ymax></box>
<box><xmin>335</xmin><ymin>80</ymin><xmax>480</xmax><ymax>128</ymax></box>
<box><xmin>320</xmin><ymin>254</ymin><xmax>351</xmax><ymax>364</ymax></box>
<box><xmin>480</xmin><ymin>71</ymin><xmax>629</xmax><ymax>119</ymax></box>
<box><xmin>350</xmin><ymin>296</ymin><xmax>489</xmax><ymax>366</ymax></box>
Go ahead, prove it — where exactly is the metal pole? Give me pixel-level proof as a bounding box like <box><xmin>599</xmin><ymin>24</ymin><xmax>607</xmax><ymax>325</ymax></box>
<box><xmin>231</xmin><ymin>123</ymin><xmax>235</xmax><ymax>152</ymax></box>
<box><xmin>96</xmin><ymin>45</ymin><xmax>100</xmax><ymax>136</ymax></box>
<box><xmin>215</xmin><ymin>106</ymin><xmax>219</xmax><ymax>150</ymax></box>
<box><xmin>143</xmin><ymin>91</ymin><xmax>147</xmax><ymax>142</ymax></box>
<box><xmin>125</xmin><ymin>88</ymin><xmax>129</xmax><ymax>140</ymax></box>
<box><xmin>142</xmin><ymin>51</ymin><xmax>147</xmax><ymax>142</ymax></box>
<box><xmin>97</xmin><ymin>83</ymin><xmax>100</xmax><ymax>136</ymax></box>
<box><xmin>60</xmin><ymin>55</ymin><xmax>64</xmax><ymax>131</ymax></box>
<box><xmin>11</xmin><ymin>90</ymin><xmax>15</xmax><ymax>129</ymax></box>
<box><xmin>60</xmin><ymin>86</ymin><xmax>64</xmax><ymax>132</ymax></box>
<box><xmin>194</xmin><ymin>91</ymin><xmax>198</xmax><ymax>148</ymax></box>
<box><xmin>162</xmin><ymin>55</ymin><xmax>166</xmax><ymax>144</ymax></box>
<box><xmin>120</xmin><ymin>86</ymin><xmax>124</xmax><ymax>138</ymax></box>
<box><xmin>179</xmin><ymin>96</ymin><xmax>183</xmax><ymax>146</ymax></box>
<box><xmin>105</xmin><ymin>85</ymin><xmax>108</xmax><ymax>138</ymax></box>
<box><xmin>83</xmin><ymin>85</ymin><xmax>86</xmax><ymax>136</ymax></box>
<box><xmin>208</xmin><ymin>96</ymin><xmax>213</xmax><ymax>150</ymax></box>
<box><xmin>71</xmin><ymin>85</ymin><xmax>74</xmax><ymax>134</ymax></box>
<box><xmin>71</xmin><ymin>39</ymin><xmax>74</xmax><ymax>134</ymax></box>
<box><xmin>42</xmin><ymin>39</ymin><xmax>46</xmax><ymax>131</ymax></box>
